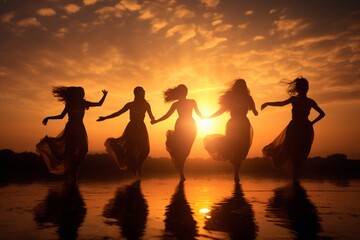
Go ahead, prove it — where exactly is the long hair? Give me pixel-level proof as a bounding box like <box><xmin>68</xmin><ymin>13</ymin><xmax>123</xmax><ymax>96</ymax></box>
<box><xmin>52</xmin><ymin>86</ymin><xmax>85</xmax><ymax>103</ymax></box>
<box><xmin>218</xmin><ymin>79</ymin><xmax>251</xmax><ymax>110</ymax></box>
<box><xmin>163</xmin><ymin>84</ymin><xmax>188</xmax><ymax>103</ymax></box>
<box><xmin>287</xmin><ymin>76</ymin><xmax>309</xmax><ymax>96</ymax></box>
<box><xmin>133</xmin><ymin>86</ymin><xmax>147</xmax><ymax>103</ymax></box>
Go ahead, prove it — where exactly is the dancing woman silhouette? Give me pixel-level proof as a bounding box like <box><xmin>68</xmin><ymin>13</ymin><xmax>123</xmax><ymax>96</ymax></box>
<box><xmin>97</xmin><ymin>87</ymin><xmax>155</xmax><ymax>175</ymax></box>
<box><xmin>152</xmin><ymin>84</ymin><xmax>203</xmax><ymax>181</ymax></box>
<box><xmin>36</xmin><ymin>87</ymin><xmax>107</xmax><ymax>183</ymax></box>
<box><xmin>204</xmin><ymin>79</ymin><xmax>258</xmax><ymax>181</ymax></box>
<box><xmin>261</xmin><ymin>76</ymin><xmax>325</xmax><ymax>181</ymax></box>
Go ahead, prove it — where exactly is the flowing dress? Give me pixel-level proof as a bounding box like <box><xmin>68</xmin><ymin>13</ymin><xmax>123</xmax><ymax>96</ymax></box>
<box><xmin>165</xmin><ymin>100</ymin><xmax>197</xmax><ymax>168</ymax></box>
<box><xmin>36</xmin><ymin>102</ymin><xmax>88</xmax><ymax>175</ymax></box>
<box><xmin>204</xmin><ymin>103</ymin><xmax>253</xmax><ymax>165</ymax></box>
<box><xmin>262</xmin><ymin>97</ymin><xmax>314</xmax><ymax>177</ymax></box>
<box><xmin>105</xmin><ymin>103</ymin><xmax>150</xmax><ymax>173</ymax></box>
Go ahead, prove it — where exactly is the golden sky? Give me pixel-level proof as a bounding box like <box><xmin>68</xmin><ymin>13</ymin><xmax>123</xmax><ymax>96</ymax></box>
<box><xmin>0</xmin><ymin>0</ymin><xmax>359</xmax><ymax>159</ymax></box>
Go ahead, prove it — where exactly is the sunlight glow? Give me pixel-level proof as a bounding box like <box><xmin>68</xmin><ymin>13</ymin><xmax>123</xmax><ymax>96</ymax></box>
<box><xmin>199</xmin><ymin>208</ymin><xmax>211</xmax><ymax>214</ymax></box>
<box><xmin>196</xmin><ymin>118</ymin><xmax>217</xmax><ymax>136</ymax></box>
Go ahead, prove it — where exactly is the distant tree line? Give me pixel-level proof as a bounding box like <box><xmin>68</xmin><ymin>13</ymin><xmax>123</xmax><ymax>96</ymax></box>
<box><xmin>0</xmin><ymin>149</ymin><xmax>359</xmax><ymax>184</ymax></box>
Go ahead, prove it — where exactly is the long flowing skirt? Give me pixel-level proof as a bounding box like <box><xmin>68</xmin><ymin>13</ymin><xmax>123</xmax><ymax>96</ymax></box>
<box><xmin>166</xmin><ymin>118</ymin><xmax>197</xmax><ymax>167</ymax></box>
<box><xmin>262</xmin><ymin>120</ymin><xmax>314</xmax><ymax>177</ymax></box>
<box><xmin>105</xmin><ymin>121</ymin><xmax>150</xmax><ymax>173</ymax></box>
<box><xmin>204</xmin><ymin>117</ymin><xmax>253</xmax><ymax>165</ymax></box>
<box><xmin>36</xmin><ymin>122</ymin><xmax>88</xmax><ymax>175</ymax></box>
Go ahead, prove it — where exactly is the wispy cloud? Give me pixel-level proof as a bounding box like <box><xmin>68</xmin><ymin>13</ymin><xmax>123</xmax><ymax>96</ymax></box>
<box><xmin>17</xmin><ymin>17</ymin><xmax>41</xmax><ymax>27</ymax></box>
<box><xmin>64</xmin><ymin>4</ymin><xmax>81</xmax><ymax>14</ymax></box>
<box><xmin>36</xmin><ymin>8</ymin><xmax>56</xmax><ymax>17</ymax></box>
<box><xmin>271</xmin><ymin>17</ymin><xmax>309</xmax><ymax>38</ymax></box>
<box><xmin>166</xmin><ymin>24</ymin><xmax>197</xmax><ymax>43</ymax></box>
<box><xmin>83</xmin><ymin>0</ymin><xmax>97</xmax><ymax>6</ymax></box>
<box><xmin>200</xmin><ymin>0</ymin><xmax>220</xmax><ymax>8</ymax></box>
<box><xmin>1</xmin><ymin>12</ymin><xmax>15</xmax><ymax>23</ymax></box>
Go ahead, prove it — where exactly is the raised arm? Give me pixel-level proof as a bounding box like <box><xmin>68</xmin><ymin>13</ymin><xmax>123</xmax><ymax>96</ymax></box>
<box><xmin>249</xmin><ymin>96</ymin><xmax>258</xmax><ymax>116</ymax></box>
<box><xmin>86</xmin><ymin>89</ymin><xmax>108</xmax><ymax>107</ymax></box>
<box><xmin>152</xmin><ymin>103</ymin><xmax>176</xmax><ymax>124</ymax></box>
<box><xmin>310</xmin><ymin>100</ymin><xmax>325</xmax><ymax>125</ymax></box>
<box><xmin>42</xmin><ymin>106</ymin><xmax>67</xmax><ymax>125</ymax></box>
<box><xmin>97</xmin><ymin>103</ymin><xmax>130</xmax><ymax>122</ymax></box>
<box><xmin>261</xmin><ymin>97</ymin><xmax>293</xmax><ymax>110</ymax></box>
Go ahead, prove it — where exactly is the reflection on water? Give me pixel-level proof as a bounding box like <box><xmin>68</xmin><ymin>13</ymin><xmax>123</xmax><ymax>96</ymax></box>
<box><xmin>103</xmin><ymin>180</ymin><xmax>148</xmax><ymax>240</ymax></box>
<box><xmin>205</xmin><ymin>181</ymin><xmax>258</xmax><ymax>240</ymax></box>
<box><xmin>266</xmin><ymin>182</ymin><xmax>321</xmax><ymax>239</ymax></box>
<box><xmin>163</xmin><ymin>181</ymin><xmax>198</xmax><ymax>239</ymax></box>
<box><xmin>1</xmin><ymin>176</ymin><xmax>359</xmax><ymax>239</ymax></box>
<box><xmin>33</xmin><ymin>183</ymin><xmax>86</xmax><ymax>240</ymax></box>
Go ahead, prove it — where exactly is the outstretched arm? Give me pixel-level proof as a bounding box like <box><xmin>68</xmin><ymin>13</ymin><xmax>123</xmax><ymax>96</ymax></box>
<box><xmin>86</xmin><ymin>89</ymin><xmax>108</xmax><ymax>107</ymax></box>
<box><xmin>97</xmin><ymin>103</ymin><xmax>130</xmax><ymax>121</ymax></box>
<box><xmin>152</xmin><ymin>103</ymin><xmax>176</xmax><ymax>124</ymax></box>
<box><xmin>146</xmin><ymin>103</ymin><xmax>156</xmax><ymax>123</ymax></box>
<box><xmin>249</xmin><ymin>96</ymin><xmax>258</xmax><ymax>116</ymax></box>
<box><xmin>192</xmin><ymin>100</ymin><xmax>203</xmax><ymax>118</ymax></box>
<box><xmin>261</xmin><ymin>97</ymin><xmax>293</xmax><ymax>110</ymax></box>
<box><xmin>206</xmin><ymin>107</ymin><xmax>226</xmax><ymax>119</ymax></box>
<box><xmin>310</xmin><ymin>100</ymin><xmax>325</xmax><ymax>125</ymax></box>
<box><xmin>42</xmin><ymin>106</ymin><xmax>67</xmax><ymax>125</ymax></box>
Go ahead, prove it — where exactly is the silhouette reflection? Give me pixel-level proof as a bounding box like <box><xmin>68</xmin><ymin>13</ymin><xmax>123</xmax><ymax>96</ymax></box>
<box><xmin>163</xmin><ymin>181</ymin><xmax>198</xmax><ymax>239</ymax></box>
<box><xmin>204</xmin><ymin>182</ymin><xmax>258</xmax><ymax>240</ymax></box>
<box><xmin>103</xmin><ymin>180</ymin><xmax>148</xmax><ymax>239</ymax></box>
<box><xmin>266</xmin><ymin>182</ymin><xmax>322</xmax><ymax>239</ymax></box>
<box><xmin>33</xmin><ymin>183</ymin><xmax>86</xmax><ymax>240</ymax></box>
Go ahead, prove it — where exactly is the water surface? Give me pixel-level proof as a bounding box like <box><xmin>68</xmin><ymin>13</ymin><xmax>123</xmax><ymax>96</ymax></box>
<box><xmin>0</xmin><ymin>175</ymin><xmax>359</xmax><ymax>239</ymax></box>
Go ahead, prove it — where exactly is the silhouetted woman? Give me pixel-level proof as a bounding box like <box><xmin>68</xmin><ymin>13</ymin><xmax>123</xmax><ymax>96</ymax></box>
<box><xmin>204</xmin><ymin>79</ymin><xmax>258</xmax><ymax>181</ymax></box>
<box><xmin>152</xmin><ymin>84</ymin><xmax>203</xmax><ymax>181</ymax></box>
<box><xmin>261</xmin><ymin>76</ymin><xmax>325</xmax><ymax>181</ymax></box>
<box><xmin>97</xmin><ymin>87</ymin><xmax>155</xmax><ymax>175</ymax></box>
<box><xmin>37</xmin><ymin>87</ymin><xmax>107</xmax><ymax>183</ymax></box>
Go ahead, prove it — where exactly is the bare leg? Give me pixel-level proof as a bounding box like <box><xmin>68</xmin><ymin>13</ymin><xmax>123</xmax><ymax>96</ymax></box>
<box><xmin>176</xmin><ymin>157</ymin><xmax>186</xmax><ymax>181</ymax></box>
<box><xmin>232</xmin><ymin>158</ymin><xmax>242</xmax><ymax>182</ymax></box>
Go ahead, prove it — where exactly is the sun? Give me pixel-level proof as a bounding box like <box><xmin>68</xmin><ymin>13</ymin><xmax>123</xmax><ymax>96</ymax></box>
<box><xmin>196</xmin><ymin>118</ymin><xmax>218</xmax><ymax>136</ymax></box>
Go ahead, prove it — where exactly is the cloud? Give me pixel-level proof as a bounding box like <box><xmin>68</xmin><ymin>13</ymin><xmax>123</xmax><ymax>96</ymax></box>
<box><xmin>253</xmin><ymin>35</ymin><xmax>265</xmax><ymax>41</ymax></box>
<box><xmin>54</xmin><ymin>28</ymin><xmax>68</xmax><ymax>38</ymax></box>
<box><xmin>1</xmin><ymin>12</ymin><xmax>15</xmax><ymax>23</ymax></box>
<box><xmin>138</xmin><ymin>7</ymin><xmax>154</xmax><ymax>20</ymax></box>
<box><xmin>245</xmin><ymin>10</ymin><xmax>253</xmax><ymax>16</ymax></box>
<box><xmin>166</xmin><ymin>24</ymin><xmax>197</xmax><ymax>43</ymax></box>
<box><xmin>150</xmin><ymin>18</ymin><xmax>168</xmax><ymax>32</ymax></box>
<box><xmin>120</xmin><ymin>0</ymin><xmax>142</xmax><ymax>11</ymax></box>
<box><xmin>94</xmin><ymin>6</ymin><xmax>123</xmax><ymax>23</ymax></box>
<box><xmin>197</xmin><ymin>36</ymin><xmax>227</xmax><ymax>50</ymax></box>
<box><xmin>269</xmin><ymin>9</ymin><xmax>277</xmax><ymax>15</ymax></box>
<box><xmin>83</xmin><ymin>0</ymin><xmax>97</xmax><ymax>5</ymax></box>
<box><xmin>36</xmin><ymin>8</ymin><xmax>56</xmax><ymax>17</ymax></box>
<box><xmin>64</xmin><ymin>4</ymin><xmax>81</xmax><ymax>14</ymax></box>
<box><xmin>272</xmin><ymin>18</ymin><xmax>309</xmax><ymax>38</ymax></box>
<box><xmin>173</xmin><ymin>5</ymin><xmax>195</xmax><ymax>19</ymax></box>
<box><xmin>200</xmin><ymin>0</ymin><xmax>220</xmax><ymax>8</ymax></box>
<box><xmin>211</xmin><ymin>19</ymin><xmax>222</xmax><ymax>26</ymax></box>
<box><xmin>17</xmin><ymin>17</ymin><xmax>41</xmax><ymax>27</ymax></box>
<box><xmin>215</xmin><ymin>23</ymin><xmax>232</xmax><ymax>32</ymax></box>
<box><xmin>238</xmin><ymin>23</ymin><xmax>249</xmax><ymax>30</ymax></box>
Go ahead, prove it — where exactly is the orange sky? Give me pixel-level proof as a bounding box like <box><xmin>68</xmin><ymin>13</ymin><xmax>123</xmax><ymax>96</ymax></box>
<box><xmin>0</xmin><ymin>0</ymin><xmax>359</xmax><ymax>159</ymax></box>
